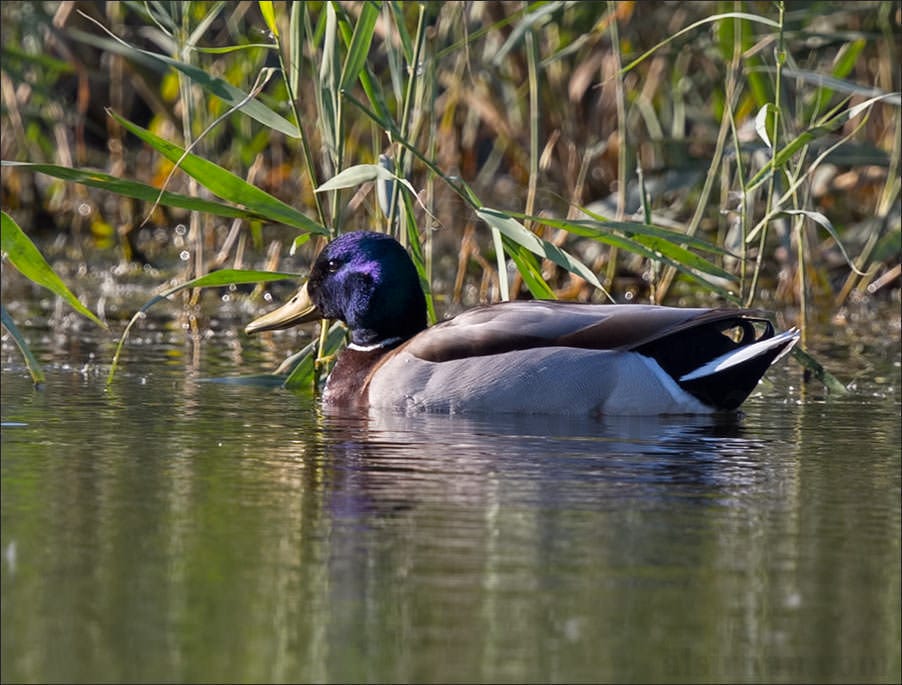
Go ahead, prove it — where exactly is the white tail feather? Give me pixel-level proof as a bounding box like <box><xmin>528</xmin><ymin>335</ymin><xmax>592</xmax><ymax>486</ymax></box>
<box><xmin>679</xmin><ymin>328</ymin><xmax>800</xmax><ymax>382</ymax></box>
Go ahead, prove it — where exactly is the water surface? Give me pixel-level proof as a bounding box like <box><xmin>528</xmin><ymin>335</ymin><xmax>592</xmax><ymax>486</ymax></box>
<box><xmin>2</xmin><ymin>311</ymin><xmax>900</xmax><ymax>683</ymax></box>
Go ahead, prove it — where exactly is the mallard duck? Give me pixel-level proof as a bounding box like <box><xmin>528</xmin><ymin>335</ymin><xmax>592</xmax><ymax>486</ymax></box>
<box><xmin>246</xmin><ymin>231</ymin><xmax>799</xmax><ymax>415</ymax></box>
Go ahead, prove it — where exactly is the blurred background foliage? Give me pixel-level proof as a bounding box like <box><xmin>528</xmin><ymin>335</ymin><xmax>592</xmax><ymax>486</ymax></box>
<box><xmin>1</xmin><ymin>1</ymin><xmax>899</xmax><ymax>356</ymax></box>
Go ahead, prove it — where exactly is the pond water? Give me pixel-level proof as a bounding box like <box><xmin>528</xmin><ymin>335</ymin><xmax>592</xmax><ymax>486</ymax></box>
<box><xmin>2</xmin><ymin>301</ymin><xmax>900</xmax><ymax>684</ymax></box>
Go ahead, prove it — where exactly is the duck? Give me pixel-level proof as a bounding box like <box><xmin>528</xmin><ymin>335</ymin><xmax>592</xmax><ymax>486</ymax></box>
<box><xmin>245</xmin><ymin>230</ymin><xmax>799</xmax><ymax>415</ymax></box>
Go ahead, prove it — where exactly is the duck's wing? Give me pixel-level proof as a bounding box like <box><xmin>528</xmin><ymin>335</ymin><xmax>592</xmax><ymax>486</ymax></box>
<box><xmin>397</xmin><ymin>301</ymin><xmax>797</xmax><ymax>412</ymax></box>
<box><xmin>404</xmin><ymin>301</ymin><xmax>762</xmax><ymax>363</ymax></box>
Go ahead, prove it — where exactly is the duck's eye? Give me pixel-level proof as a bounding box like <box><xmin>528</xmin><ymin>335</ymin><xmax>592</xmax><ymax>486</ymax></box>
<box><xmin>326</xmin><ymin>258</ymin><xmax>339</xmax><ymax>273</ymax></box>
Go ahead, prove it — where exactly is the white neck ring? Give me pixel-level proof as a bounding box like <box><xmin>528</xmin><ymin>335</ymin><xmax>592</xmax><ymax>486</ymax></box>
<box><xmin>348</xmin><ymin>337</ymin><xmax>404</xmax><ymax>352</ymax></box>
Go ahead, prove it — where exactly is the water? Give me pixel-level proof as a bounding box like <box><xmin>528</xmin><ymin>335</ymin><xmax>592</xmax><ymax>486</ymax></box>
<box><xmin>2</xmin><ymin>309</ymin><xmax>900</xmax><ymax>683</ymax></box>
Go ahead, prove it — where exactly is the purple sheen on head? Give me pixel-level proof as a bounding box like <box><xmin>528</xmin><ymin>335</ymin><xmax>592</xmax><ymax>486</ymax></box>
<box><xmin>308</xmin><ymin>231</ymin><xmax>427</xmax><ymax>346</ymax></box>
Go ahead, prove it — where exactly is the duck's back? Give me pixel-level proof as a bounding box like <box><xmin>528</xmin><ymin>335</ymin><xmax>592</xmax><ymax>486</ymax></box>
<box><xmin>400</xmin><ymin>301</ymin><xmax>714</xmax><ymax>362</ymax></box>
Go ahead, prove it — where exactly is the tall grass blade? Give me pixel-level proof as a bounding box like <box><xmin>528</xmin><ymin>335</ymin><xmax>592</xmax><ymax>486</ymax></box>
<box><xmin>108</xmin><ymin>111</ymin><xmax>327</xmax><ymax>234</ymax></box>
<box><xmin>75</xmin><ymin>11</ymin><xmax>299</xmax><ymax>137</ymax></box>
<box><xmin>791</xmin><ymin>346</ymin><xmax>848</xmax><ymax>396</ymax></box>
<box><xmin>477</xmin><ymin>208</ymin><xmax>603</xmax><ymax>291</ymax></box>
<box><xmin>258</xmin><ymin>1</ymin><xmax>279</xmax><ymax>38</ymax></box>
<box><xmin>282</xmin><ymin>320</ymin><xmax>348</xmax><ymax>391</ymax></box>
<box><xmin>1</xmin><ymin>305</ymin><xmax>45</xmax><ymax>387</ymax></box>
<box><xmin>528</xmin><ymin>213</ymin><xmax>736</xmax><ymax>283</ymax></box>
<box><xmin>387</xmin><ymin>1</ymin><xmax>415</xmax><ymax>61</ymax></box>
<box><xmin>746</xmin><ymin>92</ymin><xmax>900</xmax><ymax>191</ymax></box>
<box><xmin>502</xmin><ymin>239</ymin><xmax>556</xmax><ymax>300</ymax></box>
<box><xmin>315</xmin><ymin>164</ymin><xmax>424</xmax><ymax>215</ymax></box>
<box><xmin>620</xmin><ymin>12</ymin><xmax>780</xmax><ymax>76</ymax></box>
<box><xmin>545</xmin><ymin>213</ymin><xmax>734</xmax><ymax>256</ymax></box>
<box><xmin>491</xmin><ymin>1</ymin><xmax>562</xmax><ymax>67</ymax></box>
<box><xmin>107</xmin><ymin>268</ymin><xmax>301</xmax><ymax>386</ymax></box>
<box><xmin>1</xmin><ymin>211</ymin><xmax>106</xmax><ymax>328</ymax></box>
<box><xmin>319</xmin><ymin>2</ymin><xmax>340</xmax><ymax>162</ymax></box>
<box><xmin>490</xmin><ymin>227</ymin><xmax>510</xmax><ymax>301</ymax></box>
<box><xmin>288</xmin><ymin>1</ymin><xmax>303</xmax><ymax>95</ymax></box>
<box><xmin>340</xmin><ymin>1</ymin><xmax>379</xmax><ymax>91</ymax></box>
<box><xmin>536</xmin><ymin>218</ymin><xmax>738</xmax><ymax>300</ymax></box>
<box><xmin>0</xmin><ymin>162</ymin><xmax>282</xmax><ymax>223</ymax></box>
<box><xmin>780</xmin><ymin>210</ymin><xmax>867</xmax><ymax>276</ymax></box>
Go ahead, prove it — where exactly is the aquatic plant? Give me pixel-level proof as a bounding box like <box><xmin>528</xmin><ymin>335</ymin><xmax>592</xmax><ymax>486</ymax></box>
<box><xmin>1</xmin><ymin>1</ymin><xmax>898</xmax><ymax>392</ymax></box>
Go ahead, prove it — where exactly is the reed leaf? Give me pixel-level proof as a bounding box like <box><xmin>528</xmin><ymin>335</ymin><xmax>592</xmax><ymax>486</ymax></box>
<box><xmin>258</xmin><ymin>1</ymin><xmax>279</xmax><ymax>38</ymax></box>
<box><xmin>1</xmin><ymin>211</ymin><xmax>106</xmax><ymax>328</ymax></box>
<box><xmin>1</xmin><ymin>161</ymin><xmax>280</xmax><ymax>223</ymax></box>
<box><xmin>517</xmin><ymin>213</ymin><xmax>736</xmax><ymax>285</ymax></box>
<box><xmin>746</xmin><ymin>92</ymin><xmax>900</xmax><ymax>191</ymax></box>
<box><xmin>501</xmin><ymin>239</ymin><xmax>557</xmax><ymax>300</ymax></box>
<box><xmin>620</xmin><ymin>12</ymin><xmax>780</xmax><ymax>76</ymax></box>
<box><xmin>476</xmin><ymin>208</ymin><xmax>603</xmax><ymax>291</ymax></box>
<box><xmin>283</xmin><ymin>321</ymin><xmax>348</xmax><ymax>391</ymax></box>
<box><xmin>339</xmin><ymin>1</ymin><xmax>379</xmax><ymax>92</ymax></box>
<box><xmin>779</xmin><ymin>209</ymin><xmax>867</xmax><ymax>276</ymax></box>
<box><xmin>107</xmin><ymin>268</ymin><xmax>301</xmax><ymax>386</ymax></box>
<box><xmin>0</xmin><ymin>304</ymin><xmax>45</xmax><ymax>387</ymax></box>
<box><xmin>108</xmin><ymin>110</ymin><xmax>327</xmax><ymax>234</ymax></box>
<box><xmin>75</xmin><ymin>11</ymin><xmax>299</xmax><ymax>138</ymax></box>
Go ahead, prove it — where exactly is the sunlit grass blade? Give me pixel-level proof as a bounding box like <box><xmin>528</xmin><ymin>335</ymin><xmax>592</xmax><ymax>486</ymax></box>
<box><xmin>755</xmin><ymin>103</ymin><xmax>775</xmax><ymax>149</ymax></box>
<box><xmin>477</xmin><ymin>208</ymin><xmax>603</xmax><ymax>291</ymax></box>
<box><xmin>316</xmin><ymin>163</ymin><xmax>391</xmax><ymax>191</ymax></box>
<box><xmin>315</xmin><ymin>163</ymin><xmax>422</xmax><ymax>208</ymax></box>
<box><xmin>1</xmin><ymin>161</ymin><xmax>282</xmax><ymax>223</ymax></box>
<box><xmin>780</xmin><ymin>209</ymin><xmax>867</xmax><ymax>276</ymax></box>
<box><xmin>107</xmin><ymin>269</ymin><xmax>301</xmax><ymax>386</ymax></box>
<box><xmin>194</xmin><ymin>44</ymin><xmax>278</xmax><ymax>54</ymax></box>
<box><xmin>258</xmin><ymin>1</ymin><xmax>279</xmax><ymax>38</ymax></box>
<box><xmin>0</xmin><ymin>304</ymin><xmax>45</xmax><ymax>387</ymax></box>
<box><xmin>746</xmin><ymin>92</ymin><xmax>901</xmax><ymax>191</ymax></box>
<box><xmin>339</xmin><ymin>1</ymin><xmax>379</xmax><ymax>91</ymax></box>
<box><xmin>619</xmin><ymin>12</ymin><xmax>780</xmax><ymax>76</ymax></box>
<box><xmin>490</xmin><ymin>227</ymin><xmax>510</xmax><ymax>301</ymax></box>
<box><xmin>283</xmin><ymin>321</ymin><xmax>347</xmax><ymax>391</ymax></box>
<box><xmin>1</xmin><ymin>211</ymin><xmax>106</xmax><ymax>328</ymax></box>
<box><xmin>791</xmin><ymin>346</ymin><xmax>848</xmax><ymax>396</ymax></box>
<box><xmin>502</xmin><ymin>238</ymin><xmax>556</xmax><ymax>300</ymax></box>
<box><xmin>108</xmin><ymin>110</ymin><xmax>327</xmax><ymax>234</ymax></box>
<box><xmin>524</xmin><ymin>214</ymin><xmax>738</xmax><ymax>299</ymax></box>
<box><xmin>74</xmin><ymin>11</ymin><xmax>299</xmax><ymax>138</ymax></box>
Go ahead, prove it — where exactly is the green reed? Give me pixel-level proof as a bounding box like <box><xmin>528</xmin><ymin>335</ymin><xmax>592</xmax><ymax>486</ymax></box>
<box><xmin>1</xmin><ymin>1</ymin><xmax>898</xmax><ymax>392</ymax></box>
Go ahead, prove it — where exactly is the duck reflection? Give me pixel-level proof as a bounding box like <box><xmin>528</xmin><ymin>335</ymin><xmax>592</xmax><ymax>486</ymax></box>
<box><xmin>314</xmin><ymin>408</ymin><xmax>775</xmax><ymax>521</ymax></box>
<box><xmin>303</xmin><ymin>408</ymin><xmax>794</xmax><ymax>680</ymax></box>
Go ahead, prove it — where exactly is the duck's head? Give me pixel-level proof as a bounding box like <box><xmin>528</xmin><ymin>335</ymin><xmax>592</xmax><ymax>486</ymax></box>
<box><xmin>245</xmin><ymin>231</ymin><xmax>427</xmax><ymax>347</ymax></box>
